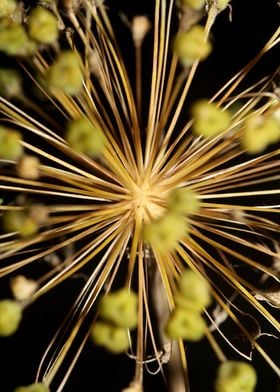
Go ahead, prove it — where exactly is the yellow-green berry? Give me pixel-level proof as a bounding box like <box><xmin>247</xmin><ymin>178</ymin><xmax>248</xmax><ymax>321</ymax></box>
<box><xmin>241</xmin><ymin>114</ymin><xmax>280</xmax><ymax>154</ymax></box>
<box><xmin>167</xmin><ymin>188</ymin><xmax>199</xmax><ymax>216</ymax></box>
<box><xmin>143</xmin><ymin>212</ymin><xmax>188</xmax><ymax>253</ymax></box>
<box><xmin>0</xmin><ymin>19</ymin><xmax>37</xmax><ymax>56</ymax></box>
<box><xmin>99</xmin><ymin>289</ymin><xmax>138</xmax><ymax>329</ymax></box>
<box><xmin>165</xmin><ymin>307</ymin><xmax>206</xmax><ymax>341</ymax></box>
<box><xmin>14</xmin><ymin>383</ymin><xmax>50</xmax><ymax>392</ymax></box>
<box><xmin>91</xmin><ymin>322</ymin><xmax>130</xmax><ymax>354</ymax></box>
<box><xmin>174</xmin><ymin>25</ymin><xmax>212</xmax><ymax>65</ymax></box>
<box><xmin>2</xmin><ymin>210</ymin><xmax>39</xmax><ymax>237</ymax></box>
<box><xmin>0</xmin><ymin>68</ymin><xmax>22</xmax><ymax>98</ymax></box>
<box><xmin>174</xmin><ymin>269</ymin><xmax>211</xmax><ymax>311</ymax></box>
<box><xmin>191</xmin><ymin>99</ymin><xmax>231</xmax><ymax>138</ymax></box>
<box><xmin>66</xmin><ymin>117</ymin><xmax>107</xmax><ymax>157</ymax></box>
<box><xmin>0</xmin><ymin>299</ymin><xmax>22</xmax><ymax>336</ymax></box>
<box><xmin>0</xmin><ymin>0</ymin><xmax>17</xmax><ymax>17</ymax></box>
<box><xmin>27</xmin><ymin>7</ymin><xmax>58</xmax><ymax>44</ymax></box>
<box><xmin>47</xmin><ymin>50</ymin><xmax>82</xmax><ymax>95</ymax></box>
<box><xmin>0</xmin><ymin>126</ymin><xmax>23</xmax><ymax>160</ymax></box>
<box><xmin>214</xmin><ymin>361</ymin><xmax>257</xmax><ymax>392</ymax></box>
<box><xmin>180</xmin><ymin>0</ymin><xmax>206</xmax><ymax>10</ymax></box>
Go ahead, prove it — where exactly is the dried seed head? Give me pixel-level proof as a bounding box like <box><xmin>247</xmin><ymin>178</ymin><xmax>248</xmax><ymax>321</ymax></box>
<box><xmin>132</xmin><ymin>16</ymin><xmax>151</xmax><ymax>47</ymax></box>
<box><xmin>0</xmin><ymin>299</ymin><xmax>22</xmax><ymax>336</ymax></box>
<box><xmin>10</xmin><ymin>275</ymin><xmax>38</xmax><ymax>301</ymax></box>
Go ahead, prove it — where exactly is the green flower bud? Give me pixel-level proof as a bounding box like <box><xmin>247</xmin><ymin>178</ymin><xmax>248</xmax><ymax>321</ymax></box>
<box><xmin>14</xmin><ymin>383</ymin><xmax>50</xmax><ymax>392</ymax></box>
<box><xmin>0</xmin><ymin>299</ymin><xmax>22</xmax><ymax>336</ymax></box>
<box><xmin>191</xmin><ymin>99</ymin><xmax>231</xmax><ymax>138</ymax></box>
<box><xmin>0</xmin><ymin>19</ymin><xmax>37</xmax><ymax>56</ymax></box>
<box><xmin>2</xmin><ymin>210</ymin><xmax>39</xmax><ymax>237</ymax></box>
<box><xmin>66</xmin><ymin>117</ymin><xmax>107</xmax><ymax>157</ymax></box>
<box><xmin>91</xmin><ymin>321</ymin><xmax>130</xmax><ymax>354</ymax></box>
<box><xmin>165</xmin><ymin>307</ymin><xmax>206</xmax><ymax>341</ymax></box>
<box><xmin>0</xmin><ymin>126</ymin><xmax>23</xmax><ymax>160</ymax></box>
<box><xmin>241</xmin><ymin>114</ymin><xmax>280</xmax><ymax>154</ymax></box>
<box><xmin>214</xmin><ymin>361</ymin><xmax>257</xmax><ymax>392</ymax></box>
<box><xmin>0</xmin><ymin>68</ymin><xmax>22</xmax><ymax>98</ymax></box>
<box><xmin>99</xmin><ymin>289</ymin><xmax>138</xmax><ymax>329</ymax></box>
<box><xmin>174</xmin><ymin>269</ymin><xmax>211</xmax><ymax>311</ymax></box>
<box><xmin>174</xmin><ymin>25</ymin><xmax>212</xmax><ymax>65</ymax></box>
<box><xmin>27</xmin><ymin>7</ymin><xmax>58</xmax><ymax>44</ymax></box>
<box><xmin>143</xmin><ymin>212</ymin><xmax>188</xmax><ymax>253</ymax></box>
<box><xmin>167</xmin><ymin>188</ymin><xmax>199</xmax><ymax>216</ymax></box>
<box><xmin>47</xmin><ymin>50</ymin><xmax>82</xmax><ymax>95</ymax></box>
<box><xmin>0</xmin><ymin>0</ymin><xmax>17</xmax><ymax>17</ymax></box>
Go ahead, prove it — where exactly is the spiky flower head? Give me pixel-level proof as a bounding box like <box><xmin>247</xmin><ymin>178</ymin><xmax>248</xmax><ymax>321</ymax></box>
<box><xmin>0</xmin><ymin>0</ymin><xmax>279</xmax><ymax>391</ymax></box>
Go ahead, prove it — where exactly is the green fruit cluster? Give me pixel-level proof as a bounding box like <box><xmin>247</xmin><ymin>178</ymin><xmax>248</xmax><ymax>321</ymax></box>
<box><xmin>165</xmin><ymin>269</ymin><xmax>211</xmax><ymax>341</ymax></box>
<box><xmin>90</xmin><ymin>289</ymin><xmax>138</xmax><ymax>354</ymax></box>
<box><xmin>214</xmin><ymin>361</ymin><xmax>257</xmax><ymax>392</ymax></box>
<box><xmin>0</xmin><ymin>299</ymin><xmax>22</xmax><ymax>336</ymax></box>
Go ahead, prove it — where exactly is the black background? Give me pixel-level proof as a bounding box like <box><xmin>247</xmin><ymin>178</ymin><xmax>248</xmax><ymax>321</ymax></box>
<box><xmin>0</xmin><ymin>0</ymin><xmax>279</xmax><ymax>391</ymax></box>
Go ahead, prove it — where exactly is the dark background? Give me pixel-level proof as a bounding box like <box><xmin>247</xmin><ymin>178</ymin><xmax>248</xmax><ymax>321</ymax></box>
<box><xmin>0</xmin><ymin>0</ymin><xmax>279</xmax><ymax>391</ymax></box>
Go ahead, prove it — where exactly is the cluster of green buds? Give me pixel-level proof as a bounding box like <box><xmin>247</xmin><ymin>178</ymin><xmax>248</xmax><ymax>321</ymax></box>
<box><xmin>241</xmin><ymin>111</ymin><xmax>280</xmax><ymax>154</ymax></box>
<box><xmin>90</xmin><ymin>288</ymin><xmax>138</xmax><ymax>354</ymax></box>
<box><xmin>65</xmin><ymin>117</ymin><xmax>107</xmax><ymax>157</ymax></box>
<box><xmin>214</xmin><ymin>360</ymin><xmax>257</xmax><ymax>392</ymax></box>
<box><xmin>0</xmin><ymin>299</ymin><xmax>22</xmax><ymax>336</ymax></box>
<box><xmin>191</xmin><ymin>99</ymin><xmax>232</xmax><ymax>138</ymax></box>
<box><xmin>0</xmin><ymin>1</ymin><xmax>59</xmax><ymax>57</ymax></box>
<box><xmin>165</xmin><ymin>269</ymin><xmax>211</xmax><ymax>341</ymax></box>
<box><xmin>14</xmin><ymin>382</ymin><xmax>50</xmax><ymax>392</ymax></box>
<box><xmin>143</xmin><ymin>188</ymin><xmax>199</xmax><ymax>253</ymax></box>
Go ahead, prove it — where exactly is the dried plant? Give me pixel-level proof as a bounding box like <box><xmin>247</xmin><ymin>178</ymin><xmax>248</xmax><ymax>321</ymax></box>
<box><xmin>0</xmin><ymin>0</ymin><xmax>279</xmax><ymax>391</ymax></box>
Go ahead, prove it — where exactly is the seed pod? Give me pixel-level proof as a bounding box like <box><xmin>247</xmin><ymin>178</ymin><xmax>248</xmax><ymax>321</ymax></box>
<box><xmin>27</xmin><ymin>7</ymin><xmax>58</xmax><ymax>44</ymax></box>
<box><xmin>99</xmin><ymin>289</ymin><xmax>138</xmax><ymax>329</ymax></box>
<box><xmin>0</xmin><ymin>19</ymin><xmax>37</xmax><ymax>56</ymax></box>
<box><xmin>174</xmin><ymin>25</ymin><xmax>212</xmax><ymax>65</ymax></box>
<box><xmin>165</xmin><ymin>307</ymin><xmax>206</xmax><ymax>341</ymax></box>
<box><xmin>91</xmin><ymin>321</ymin><xmax>130</xmax><ymax>354</ymax></box>
<box><xmin>16</xmin><ymin>155</ymin><xmax>40</xmax><ymax>179</ymax></box>
<box><xmin>191</xmin><ymin>100</ymin><xmax>231</xmax><ymax>138</ymax></box>
<box><xmin>14</xmin><ymin>383</ymin><xmax>50</xmax><ymax>392</ymax></box>
<box><xmin>66</xmin><ymin>117</ymin><xmax>107</xmax><ymax>157</ymax></box>
<box><xmin>179</xmin><ymin>0</ymin><xmax>206</xmax><ymax>10</ymax></box>
<box><xmin>0</xmin><ymin>126</ymin><xmax>23</xmax><ymax>160</ymax></box>
<box><xmin>241</xmin><ymin>114</ymin><xmax>280</xmax><ymax>154</ymax></box>
<box><xmin>2</xmin><ymin>210</ymin><xmax>39</xmax><ymax>237</ymax></box>
<box><xmin>0</xmin><ymin>0</ymin><xmax>17</xmax><ymax>17</ymax></box>
<box><xmin>174</xmin><ymin>269</ymin><xmax>211</xmax><ymax>311</ymax></box>
<box><xmin>143</xmin><ymin>212</ymin><xmax>188</xmax><ymax>253</ymax></box>
<box><xmin>47</xmin><ymin>50</ymin><xmax>82</xmax><ymax>95</ymax></box>
<box><xmin>0</xmin><ymin>299</ymin><xmax>22</xmax><ymax>336</ymax></box>
<box><xmin>167</xmin><ymin>188</ymin><xmax>199</xmax><ymax>216</ymax></box>
<box><xmin>214</xmin><ymin>361</ymin><xmax>257</xmax><ymax>392</ymax></box>
<box><xmin>0</xmin><ymin>68</ymin><xmax>22</xmax><ymax>98</ymax></box>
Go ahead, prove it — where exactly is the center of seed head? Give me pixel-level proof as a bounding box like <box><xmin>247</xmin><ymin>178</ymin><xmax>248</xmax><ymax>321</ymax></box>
<box><xmin>132</xmin><ymin>181</ymin><xmax>164</xmax><ymax>223</ymax></box>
